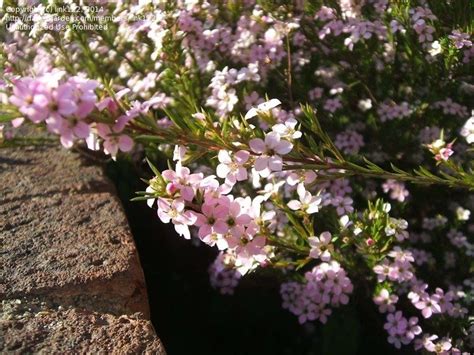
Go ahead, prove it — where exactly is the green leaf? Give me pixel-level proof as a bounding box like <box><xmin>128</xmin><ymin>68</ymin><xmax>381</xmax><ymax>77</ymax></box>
<box><xmin>130</xmin><ymin>196</ymin><xmax>154</xmax><ymax>202</ymax></box>
<box><xmin>0</xmin><ymin>112</ymin><xmax>21</xmax><ymax>122</ymax></box>
<box><xmin>146</xmin><ymin>157</ymin><xmax>161</xmax><ymax>177</ymax></box>
<box><xmin>135</xmin><ymin>135</ymin><xmax>164</xmax><ymax>143</ymax></box>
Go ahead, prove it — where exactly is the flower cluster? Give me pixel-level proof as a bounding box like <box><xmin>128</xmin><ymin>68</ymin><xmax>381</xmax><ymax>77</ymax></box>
<box><xmin>9</xmin><ymin>72</ymin><xmax>98</xmax><ymax>148</ymax></box>
<box><xmin>384</xmin><ymin>311</ymin><xmax>422</xmax><ymax>349</ymax></box>
<box><xmin>382</xmin><ymin>179</ymin><xmax>410</xmax><ymax>202</ymax></box>
<box><xmin>334</xmin><ymin>129</ymin><xmax>364</xmax><ymax>155</ymax></box>
<box><xmin>377</xmin><ymin>101</ymin><xmax>412</xmax><ymax>122</ymax></box>
<box><xmin>280</xmin><ymin>261</ymin><xmax>353</xmax><ymax>324</ymax></box>
<box><xmin>208</xmin><ymin>252</ymin><xmax>242</xmax><ymax>295</ymax></box>
<box><xmin>1</xmin><ymin>0</ymin><xmax>473</xmax><ymax>352</ymax></box>
<box><xmin>373</xmin><ymin>247</ymin><xmax>415</xmax><ymax>283</ymax></box>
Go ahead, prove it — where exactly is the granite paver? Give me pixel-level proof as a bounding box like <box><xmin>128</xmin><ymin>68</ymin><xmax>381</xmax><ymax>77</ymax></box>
<box><xmin>0</xmin><ymin>144</ymin><xmax>165</xmax><ymax>353</ymax></box>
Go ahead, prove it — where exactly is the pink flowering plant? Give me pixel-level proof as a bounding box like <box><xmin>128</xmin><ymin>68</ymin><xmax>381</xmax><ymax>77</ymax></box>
<box><xmin>1</xmin><ymin>0</ymin><xmax>473</xmax><ymax>352</ymax></box>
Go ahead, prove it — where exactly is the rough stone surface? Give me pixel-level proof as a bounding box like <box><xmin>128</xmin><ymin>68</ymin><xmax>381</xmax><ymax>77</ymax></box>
<box><xmin>1</xmin><ymin>298</ymin><xmax>165</xmax><ymax>354</ymax></box>
<box><xmin>0</xmin><ymin>144</ymin><xmax>165</xmax><ymax>354</ymax></box>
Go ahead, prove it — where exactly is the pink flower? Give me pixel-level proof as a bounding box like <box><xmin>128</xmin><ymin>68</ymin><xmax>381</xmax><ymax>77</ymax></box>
<box><xmin>434</xmin><ymin>288</ymin><xmax>454</xmax><ymax>313</ymax></box>
<box><xmin>227</xmin><ymin>226</ymin><xmax>267</xmax><ymax>275</ymax></box>
<box><xmin>405</xmin><ymin>317</ymin><xmax>422</xmax><ymax>341</ymax></box>
<box><xmin>216</xmin><ymin>150</ymin><xmax>250</xmax><ymax>185</ymax></box>
<box><xmin>194</xmin><ymin>202</ymin><xmax>228</xmax><ymax>240</ymax></box>
<box><xmin>384</xmin><ymin>311</ymin><xmax>421</xmax><ymax>349</ymax></box>
<box><xmin>219</xmin><ymin>198</ymin><xmax>252</xmax><ymax>235</ymax></box>
<box><xmin>408</xmin><ymin>282</ymin><xmax>429</xmax><ymax>304</ymax></box>
<box><xmin>202</xmin><ymin>182</ymin><xmax>231</xmax><ymax>206</ymax></box>
<box><xmin>271</xmin><ymin>118</ymin><xmax>302</xmax><ymax>140</ymax></box>
<box><xmin>385</xmin><ymin>218</ymin><xmax>409</xmax><ymax>241</ymax></box>
<box><xmin>287</xmin><ymin>183</ymin><xmax>322</xmax><ymax>214</ymax></box>
<box><xmin>331</xmin><ymin>196</ymin><xmax>354</xmax><ymax>215</ymax></box>
<box><xmin>448</xmin><ymin>30</ymin><xmax>472</xmax><ymax>49</ymax></box>
<box><xmin>249</xmin><ymin>132</ymin><xmax>293</xmax><ymax>177</ymax></box>
<box><xmin>374</xmin><ymin>289</ymin><xmax>399</xmax><ymax>313</ymax></box>
<box><xmin>334</xmin><ymin>129</ymin><xmax>364</xmax><ymax>155</ymax></box>
<box><xmin>209</xmin><ymin>252</ymin><xmax>242</xmax><ymax>295</ymax></box>
<box><xmin>161</xmin><ymin>162</ymin><xmax>203</xmax><ymax>201</ymax></box>
<box><xmin>377</xmin><ymin>101</ymin><xmax>412</xmax><ymax>122</ymax></box>
<box><xmin>243</xmin><ymin>91</ymin><xmax>262</xmax><ymax>110</ymax></box>
<box><xmin>96</xmin><ymin>123</ymin><xmax>134</xmax><ymax>158</ymax></box>
<box><xmin>414</xmin><ymin>334</ymin><xmax>438</xmax><ymax>351</ymax></box>
<box><xmin>427</xmin><ymin>139</ymin><xmax>454</xmax><ymax>162</ymax></box>
<box><xmin>384</xmin><ymin>311</ymin><xmax>408</xmax><ymax>336</ymax></box>
<box><xmin>237</xmin><ymin>232</ymin><xmax>266</xmax><ymax>261</ymax></box>
<box><xmin>9</xmin><ymin>74</ymin><xmax>98</xmax><ymax>149</ymax></box>
<box><xmin>387</xmin><ymin>334</ymin><xmax>403</xmax><ymax>349</ymax></box>
<box><xmin>47</xmin><ymin>83</ymin><xmax>78</xmax><ymax>119</ymax></box>
<box><xmin>373</xmin><ymin>259</ymin><xmax>391</xmax><ymax>282</ymax></box>
<box><xmin>389</xmin><ymin>261</ymin><xmax>413</xmax><ymax>282</ymax></box>
<box><xmin>246</xmin><ymin>196</ymin><xmax>276</xmax><ymax>234</ymax></box>
<box><xmin>436</xmin><ymin>144</ymin><xmax>453</xmax><ymax>161</ymax></box>
<box><xmin>157</xmin><ymin>198</ymin><xmax>197</xmax><ymax>239</ymax></box>
<box><xmin>286</xmin><ymin>170</ymin><xmax>317</xmax><ymax>186</ymax></box>
<box><xmin>423</xmin><ymin>335</ymin><xmax>452</xmax><ymax>354</ymax></box>
<box><xmin>310</xmin><ymin>304</ymin><xmax>332</xmax><ymax>324</ymax></box>
<box><xmin>57</xmin><ymin>118</ymin><xmax>90</xmax><ymax>148</ymax></box>
<box><xmin>68</xmin><ymin>76</ymin><xmax>98</xmax><ymax>118</ymax></box>
<box><xmin>96</xmin><ymin>89</ymin><xmax>130</xmax><ymax>112</ymax></box>
<box><xmin>9</xmin><ymin>77</ymin><xmax>49</xmax><ymax>123</ymax></box>
<box><xmin>323</xmin><ymin>98</ymin><xmax>342</xmax><ymax>113</ymax></box>
<box><xmin>382</xmin><ymin>179</ymin><xmax>409</xmax><ymax>202</ymax></box>
<box><xmin>281</xmin><ymin>261</ymin><xmax>352</xmax><ymax>325</ymax></box>
<box><xmin>157</xmin><ymin>198</ymin><xmax>184</xmax><ymax>224</ymax></box>
<box><xmin>414</xmin><ymin>294</ymin><xmax>442</xmax><ymax>318</ymax></box>
<box><xmin>244</xmin><ymin>98</ymin><xmax>281</xmax><ymax>119</ymax></box>
<box><xmin>388</xmin><ymin>247</ymin><xmax>414</xmax><ymax>263</ymax></box>
<box><xmin>308</xmin><ymin>231</ymin><xmax>332</xmax><ymax>261</ymax></box>
<box><xmin>308</xmin><ymin>87</ymin><xmax>324</xmax><ymax>100</ymax></box>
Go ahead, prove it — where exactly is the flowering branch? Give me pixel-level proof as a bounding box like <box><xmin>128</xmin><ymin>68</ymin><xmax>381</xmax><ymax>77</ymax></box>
<box><xmin>1</xmin><ymin>1</ymin><xmax>473</xmax><ymax>352</ymax></box>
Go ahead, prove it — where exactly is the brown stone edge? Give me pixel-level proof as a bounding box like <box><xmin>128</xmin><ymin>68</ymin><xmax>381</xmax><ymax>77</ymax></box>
<box><xmin>0</xmin><ymin>144</ymin><xmax>166</xmax><ymax>354</ymax></box>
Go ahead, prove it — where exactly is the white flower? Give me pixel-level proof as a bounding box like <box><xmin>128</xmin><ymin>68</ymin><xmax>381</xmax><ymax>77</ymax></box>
<box><xmin>216</xmin><ymin>150</ymin><xmax>250</xmax><ymax>184</ymax></box>
<box><xmin>272</xmin><ymin>118</ymin><xmax>302</xmax><ymax>140</ymax></box>
<box><xmin>262</xmin><ymin>181</ymin><xmax>285</xmax><ymax>200</ymax></box>
<box><xmin>146</xmin><ymin>185</ymin><xmax>157</xmax><ymax>208</ymax></box>
<box><xmin>286</xmin><ymin>170</ymin><xmax>317</xmax><ymax>186</ymax></box>
<box><xmin>357</xmin><ymin>98</ymin><xmax>372</xmax><ymax>111</ymax></box>
<box><xmin>339</xmin><ymin>215</ymin><xmax>352</xmax><ymax>229</ymax></box>
<box><xmin>249</xmin><ymin>132</ymin><xmax>293</xmax><ymax>177</ymax></box>
<box><xmin>192</xmin><ymin>112</ymin><xmax>205</xmax><ymax>120</ymax></box>
<box><xmin>308</xmin><ymin>231</ymin><xmax>332</xmax><ymax>261</ymax></box>
<box><xmin>385</xmin><ymin>218</ymin><xmax>409</xmax><ymax>241</ymax></box>
<box><xmin>173</xmin><ymin>145</ymin><xmax>187</xmax><ymax>161</ymax></box>
<box><xmin>287</xmin><ymin>183</ymin><xmax>322</xmax><ymax>214</ymax></box>
<box><xmin>428</xmin><ymin>40</ymin><xmax>442</xmax><ymax>56</ymax></box>
<box><xmin>245</xmin><ymin>98</ymin><xmax>282</xmax><ymax>119</ymax></box>
<box><xmin>456</xmin><ymin>206</ymin><xmax>471</xmax><ymax>221</ymax></box>
<box><xmin>85</xmin><ymin>131</ymin><xmax>100</xmax><ymax>151</ymax></box>
<box><xmin>429</xmin><ymin>138</ymin><xmax>445</xmax><ymax>150</ymax></box>
<box><xmin>460</xmin><ymin>113</ymin><xmax>474</xmax><ymax>144</ymax></box>
<box><xmin>217</xmin><ymin>88</ymin><xmax>239</xmax><ymax>113</ymax></box>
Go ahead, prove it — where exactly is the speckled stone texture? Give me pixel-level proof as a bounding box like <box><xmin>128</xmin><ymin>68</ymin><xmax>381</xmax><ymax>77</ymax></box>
<box><xmin>0</xmin><ymin>144</ymin><xmax>165</xmax><ymax>354</ymax></box>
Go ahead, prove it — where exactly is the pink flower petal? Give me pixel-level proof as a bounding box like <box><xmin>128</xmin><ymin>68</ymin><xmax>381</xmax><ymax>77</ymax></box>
<box><xmin>249</xmin><ymin>138</ymin><xmax>265</xmax><ymax>154</ymax></box>
<box><xmin>118</xmin><ymin>135</ymin><xmax>134</xmax><ymax>152</ymax></box>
